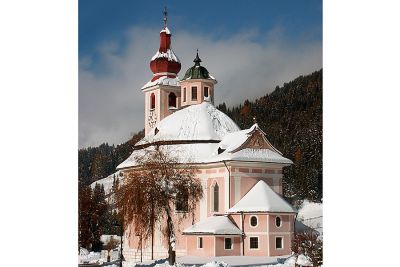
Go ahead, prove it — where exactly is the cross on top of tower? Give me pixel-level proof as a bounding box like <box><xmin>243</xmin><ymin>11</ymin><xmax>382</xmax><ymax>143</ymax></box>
<box><xmin>163</xmin><ymin>6</ymin><xmax>168</xmax><ymax>28</ymax></box>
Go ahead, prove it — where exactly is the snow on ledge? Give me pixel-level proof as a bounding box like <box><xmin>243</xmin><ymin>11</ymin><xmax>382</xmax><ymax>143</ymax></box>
<box><xmin>142</xmin><ymin>76</ymin><xmax>180</xmax><ymax>90</ymax></box>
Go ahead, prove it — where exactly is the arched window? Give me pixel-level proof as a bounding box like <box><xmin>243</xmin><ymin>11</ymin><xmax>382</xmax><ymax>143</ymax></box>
<box><xmin>212</xmin><ymin>183</ymin><xmax>219</xmax><ymax>212</ymax></box>
<box><xmin>150</xmin><ymin>93</ymin><xmax>155</xmax><ymax>109</ymax></box>
<box><xmin>168</xmin><ymin>92</ymin><xmax>177</xmax><ymax>108</ymax></box>
<box><xmin>276</xmin><ymin>216</ymin><xmax>282</xmax><ymax>227</ymax></box>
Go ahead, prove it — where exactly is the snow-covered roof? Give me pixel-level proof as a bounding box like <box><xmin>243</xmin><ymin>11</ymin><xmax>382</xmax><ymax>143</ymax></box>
<box><xmin>140</xmin><ymin>102</ymin><xmax>240</xmax><ymax>143</ymax></box>
<box><xmin>117</xmin><ymin>143</ymin><xmax>217</xmax><ymax>169</ymax></box>
<box><xmin>117</xmin><ymin>107</ymin><xmax>292</xmax><ymax>169</ymax></box>
<box><xmin>296</xmin><ymin>200</ymin><xmax>323</xmax><ymax>237</ymax></box>
<box><xmin>228</xmin><ymin>180</ymin><xmax>296</xmax><ymax>213</ymax></box>
<box><xmin>183</xmin><ymin>215</ymin><xmax>242</xmax><ymax>235</ymax></box>
<box><xmin>142</xmin><ymin>76</ymin><xmax>180</xmax><ymax>90</ymax></box>
<box><xmin>151</xmin><ymin>48</ymin><xmax>180</xmax><ymax>63</ymax></box>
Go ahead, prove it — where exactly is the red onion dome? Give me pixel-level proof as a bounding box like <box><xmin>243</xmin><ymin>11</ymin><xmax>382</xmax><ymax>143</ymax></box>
<box><xmin>149</xmin><ymin>27</ymin><xmax>181</xmax><ymax>82</ymax></box>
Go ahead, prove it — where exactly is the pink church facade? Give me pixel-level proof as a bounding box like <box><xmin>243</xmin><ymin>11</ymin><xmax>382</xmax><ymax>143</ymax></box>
<box><xmin>116</xmin><ymin>14</ymin><xmax>296</xmax><ymax>262</ymax></box>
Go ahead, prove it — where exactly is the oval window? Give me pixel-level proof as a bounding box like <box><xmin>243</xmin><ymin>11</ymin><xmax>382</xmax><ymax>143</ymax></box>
<box><xmin>276</xmin><ymin>216</ymin><xmax>282</xmax><ymax>227</ymax></box>
<box><xmin>250</xmin><ymin>216</ymin><xmax>258</xmax><ymax>227</ymax></box>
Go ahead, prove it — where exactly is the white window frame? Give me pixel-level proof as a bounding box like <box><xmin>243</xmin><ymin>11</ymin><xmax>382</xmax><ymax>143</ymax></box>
<box><xmin>275</xmin><ymin>236</ymin><xmax>284</xmax><ymax>250</ymax></box>
<box><xmin>197</xmin><ymin>236</ymin><xmax>204</xmax><ymax>249</ymax></box>
<box><xmin>275</xmin><ymin>216</ymin><xmax>282</xmax><ymax>228</ymax></box>
<box><xmin>249</xmin><ymin>215</ymin><xmax>259</xmax><ymax>228</ymax></box>
<box><xmin>224</xmin><ymin>237</ymin><xmax>233</xmax><ymax>250</ymax></box>
<box><xmin>249</xmin><ymin>236</ymin><xmax>259</xmax><ymax>250</ymax></box>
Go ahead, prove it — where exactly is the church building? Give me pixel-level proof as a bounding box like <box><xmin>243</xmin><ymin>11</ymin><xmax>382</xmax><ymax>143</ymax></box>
<box><xmin>116</xmin><ymin>12</ymin><xmax>296</xmax><ymax>261</ymax></box>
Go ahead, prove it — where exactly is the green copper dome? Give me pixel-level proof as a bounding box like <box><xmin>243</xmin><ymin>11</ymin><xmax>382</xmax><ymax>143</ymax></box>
<box><xmin>181</xmin><ymin>51</ymin><xmax>216</xmax><ymax>81</ymax></box>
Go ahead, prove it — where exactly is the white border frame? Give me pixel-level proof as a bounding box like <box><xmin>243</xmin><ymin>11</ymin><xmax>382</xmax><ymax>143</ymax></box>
<box><xmin>249</xmin><ymin>215</ymin><xmax>259</xmax><ymax>228</ymax></box>
<box><xmin>248</xmin><ymin>236</ymin><xmax>260</xmax><ymax>250</ymax></box>
<box><xmin>275</xmin><ymin>236</ymin><xmax>284</xmax><ymax>250</ymax></box>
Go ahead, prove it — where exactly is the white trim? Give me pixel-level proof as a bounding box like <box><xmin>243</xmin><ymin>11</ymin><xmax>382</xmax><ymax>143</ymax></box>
<box><xmin>248</xmin><ymin>236</ymin><xmax>260</xmax><ymax>250</ymax></box>
<box><xmin>224</xmin><ymin>237</ymin><xmax>234</xmax><ymax>250</ymax></box>
<box><xmin>197</xmin><ymin>236</ymin><xmax>204</xmax><ymax>249</ymax></box>
<box><xmin>213</xmin><ymin>236</ymin><xmax>216</xmax><ymax>257</ymax></box>
<box><xmin>249</xmin><ymin>215</ymin><xmax>259</xmax><ymax>228</ymax></box>
<box><xmin>250</xmin><ymin>231</ymin><xmax>290</xmax><ymax>235</ymax></box>
<box><xmin>275</xmin><ymin>236</ymin><xmax>284</xmax><ymax>250</ymax></box>
<box><xmin>234</xmin><ymin>177</ymin><xmax>240</xmax><ymax>204</ymax></box>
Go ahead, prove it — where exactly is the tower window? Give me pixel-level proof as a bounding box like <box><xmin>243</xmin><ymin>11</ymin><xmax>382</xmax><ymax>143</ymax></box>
<box><xmin>191</xmin><ymin>86</ymin><xmax>197</xmax><ymax>100</ymax></box>
<box><xmin>183</xmin><ymin>88</ymin><xmax>186</xmax><ymax>102</ymax></box>
<box><xmin>168</xmin><ymin>92</ymin><xmax>177</xmax><ymax>108</ymax></box>
<box><xmin>250</xmin><ymin>237</ymin><xmax>259</xmax><ymax>249</ymax></box>
<box><xmin>204</xmin><ymin>87</ymin><xmax>209</xmax><ymax>98</ymax></box>
<box><xmin>275</xmin><ymin>237</ymin><xmax>283</xmax><ymax>249</ymax></box>
<box><xmin>150</xmin><ymin>93</ymin><xmax>155</xmax><ymax>109</ymax></box>
<box><xmin>276</xmin><ymin>216</ymin><xmax>282</xmax><ymax>227</ymax></box>
<box><xmin>212</xmin><ymin>183</ymin><xmax>219</xmax><ymax>212</ymax></box>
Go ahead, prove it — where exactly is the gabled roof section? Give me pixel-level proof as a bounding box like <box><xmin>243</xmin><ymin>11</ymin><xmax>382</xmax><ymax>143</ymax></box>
<box><xmin>228</xmin><ymin>180</ymin><xmax>296</xmax><ymax>213</ymax></box>
<box><xmin>183</xmin><ymin>215</ymin><xmax>242</xmax><ymax>235</ymax></box>
<box><xmin>210</xmin><ymin>124</ymin><xmax>292</xmax><ymax>165</ymax></box>
<box><xmin>226</xmin><ymin>124</ymin><xmax>282</xmax><ymax>154</ymax></box>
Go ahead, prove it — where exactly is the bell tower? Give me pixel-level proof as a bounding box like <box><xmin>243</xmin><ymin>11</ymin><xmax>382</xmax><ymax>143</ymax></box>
<box><xmin>141</xmin><ymin>7</ymin><xmax>182</xmax><ymax>136</ymax></box>
<box><xmin>180</xmin><ymin>50</ymin><xmax>217</xmax><ymax>108</ymax></box>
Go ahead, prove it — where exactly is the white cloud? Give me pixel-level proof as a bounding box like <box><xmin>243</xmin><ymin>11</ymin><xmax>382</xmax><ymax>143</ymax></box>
<box><xmin>79</xmin><ymin>26</ymin><xmax>321</xmax><ymax>148</ymax></box>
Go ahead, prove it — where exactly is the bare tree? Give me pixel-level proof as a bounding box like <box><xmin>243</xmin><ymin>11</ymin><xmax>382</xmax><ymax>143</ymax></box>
<box><xmin>116</xmin><ymin>145</ymin><xmax>203</xmax><ymax>265</ymax></box>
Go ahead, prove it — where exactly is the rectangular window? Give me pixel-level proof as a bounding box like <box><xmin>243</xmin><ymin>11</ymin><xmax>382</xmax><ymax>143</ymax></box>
<box><xmin>250</xmin><ymin>237</ymin><xmax>259</xmax><ymax>249</ymax></box>
<box><xmin>204</xmin><ymin>87</ymin><xmax>209</xmax><ymax>98</ymax></box>
<box><xmin>198</xmin><ymin>237</ymin><xmax>203</xmax><ymax>249</ymax></box>
<box><xmin>224</xmin><ymin>238</ymin><xmax>232</xmax><ymax>250</ymax></box>
<box><xmin>183</xmin><ymin>88</ymin><xmax>186</xmax><ymax>102</ymax></box>
<box><xmin>191</xmin><ymin>86</ymin><xmax>197</xmax><ymax>100</ymax></box>
<box><xmin>276</xmin><ymin>237</ymin><xmax>283</xmax><ymax>249</ymax></box>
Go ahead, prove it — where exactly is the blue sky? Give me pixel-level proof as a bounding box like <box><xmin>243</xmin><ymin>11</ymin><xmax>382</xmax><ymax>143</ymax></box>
<box><xmin>79</xmin><ymin>0</ymin><xmax>322</xmax><ymax>148</ymax></box>
<box><xmin>79</xmin><ymin>0</ymin><xmax>322</xmax><ymax>60</ymax></box>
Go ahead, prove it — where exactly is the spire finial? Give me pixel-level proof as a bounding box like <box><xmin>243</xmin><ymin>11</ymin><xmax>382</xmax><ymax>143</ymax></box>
<box><xmin>163</xmin><ymin>6</ymin><xmax>168</xmax><ymax>28</ymax></box>
<box><xmin>194</xmin><ymin>49</ymin><xmax>202</xmax><ymax>66</ymax></box>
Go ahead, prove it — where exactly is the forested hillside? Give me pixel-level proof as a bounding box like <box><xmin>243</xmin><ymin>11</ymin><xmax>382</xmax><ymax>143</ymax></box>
<box><xmin>78</xmin><ymin>69</ymin><xmax>322</xmax><ymax>202</ymax></box>
<box><xmin>78</xmin><ymin>130</ymin><xmax>144</xmax><ymax>186</ymax></box>
<box><xmin>217</xmin><ymin>69</ymin><xmax>322</xmax><ymax>202</ymax></box>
